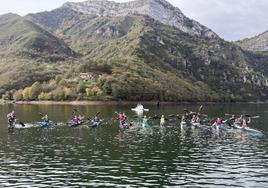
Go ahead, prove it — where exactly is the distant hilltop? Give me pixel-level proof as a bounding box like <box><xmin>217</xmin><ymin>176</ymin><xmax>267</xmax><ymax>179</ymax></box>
<box><xmin>62</xmin><ymin>0</ymin><xmax>217</xmax><ymax>38</ymax></box>
<box><xmin>236</xmin><ymin>31</ymin><xmax>268</xmax><ymax>52</ymax></box>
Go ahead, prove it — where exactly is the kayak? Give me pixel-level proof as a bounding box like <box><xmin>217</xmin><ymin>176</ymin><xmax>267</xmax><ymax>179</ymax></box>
<box><xmin>92</xmin><ymin>121</ymin><xmax>100</xmax><ymax>128</ymax></box>
<box><xmin>233</xmin><ymin>124</ymin><xmax>262</xmax><ymax>134</ymax></box>
<box><xmin>142</xmin><ymin>122</ymin><xmax>150</xmax><ymax>128</ymax></box>
<box><xmin>68</xmin><ymin>121</ymin><xmax>83</xmax><ymax>128</ymax></box>
<box><xmin>119</xmin><ymin>122</ymin><xmax>127</xmax><ymax>130</ymax></box>
<box><xmin>180</xmin><ymin>121</ymin><xmax>187</xmax><ymax>128</ymax></box>
<box><xmin>8</xmin><ymin>122</ymin><xmax>15</xmax><ymax>129</ymax></box>
<box><xmin>211</xmin><ymin>124</ymin><xmax>227</xmax><ymax>131</ymax></box>
<box><xmin>8</xmin><ymin>122</ymin><xmax>47</xmax><ymax>129</ymax></box>
<box><xmin>191</xmin><ymin>122</ymin><xmax>201</xmax><ymax>128</ymax></box>
<box><xmin>41</xmin><ymin>121</ymin><xmax>51</xmax><ymax>128</ymax></box>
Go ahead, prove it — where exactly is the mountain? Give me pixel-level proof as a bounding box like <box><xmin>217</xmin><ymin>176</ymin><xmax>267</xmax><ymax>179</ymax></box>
<box><xmin>0</xmin><ymin>0</ymin><xmax>267</xmax><ymax>102</ymax></box>
<box><xmin>236</xmin><ymin>31</ymin><xmax>268</xmax><ymax>52</ymax></box>
<box><xmin>27</xmin><ymin>0</ymin><xmax>217</xmax><ymax>38</ymax></box>
<box><xmin>0</xmin><ymin>13</ymin><xmax>75</xmax><ymax>59</ymax></box>
<box><xmin>0</xmin><ymin>13</ymin><xmax>77</xmax><ymax>94</ymax></box>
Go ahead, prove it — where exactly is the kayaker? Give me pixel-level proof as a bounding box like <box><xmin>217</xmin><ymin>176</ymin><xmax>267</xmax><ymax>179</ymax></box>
<box><xmin>7</xmin><ymin>111</ymin><xmax>16</xmax><ymax>129</ymax></box>
<box><xmin>186</xmin><ymin>113</ymin><xmax>192</xmax><ymax>121</ymax></box>
<box><xmin>116</xmin><ymin>112</ymin><xmax>127</xmax><ymax>129</ymax></box>
<box><xmin>241</xmin><ymin>117</ymin><xmax>251</xmax><ymax>128</ymax></box>
<box><xmin>234</xmin><ymin>115</ymin><xmax>243</xmax><ymax>127</ymax></box>
<box><xmin>195</xmin><ymin>115</ymin><xmax>201</xmax><ymax>124</ymax></box>
<box><xmin>92</xmin><ymin>114</ymin><xmax>100</xmax><ymax>127</ymax></box>
<box><xmin>41</xmin><ymin>114</ymin><xmax>50</xmax><ymax>128</ymax></box>
<box><xmin>213</xmin><ymin>117</ymin><xmax>224</xmax><ymax>128</ymax></box>
<box><xmin>181</xmin><ymin>115</ymin><xmax>187</xmax><ymax>122</ymax></box>
<box><xmin>191</xmin><ymin>115</ymin><xmax>197</xmax><ymax>124</ymax></box>
<box><xmin>142</xmin><ymin>115</ymin><xmax>150</xmax><ymax>128</ymax></box>
<box><xmin>180</xmin><ymin>115</ymin><xmax>188</xmax><ymax>127</ymax></box>
<box><xmin>226</xmin><ymin>115</ymin><xmax>236</xmax><ymax>127</ymax></box>
<box><xmin>160</xmin><ymin>115</ymin><xmax>165</xmax><ymax>126</ymax></box>
<box><xmin>72</xmin><ymin>115</ymin><xmax>81</xmax><ymax>126</ymax></box>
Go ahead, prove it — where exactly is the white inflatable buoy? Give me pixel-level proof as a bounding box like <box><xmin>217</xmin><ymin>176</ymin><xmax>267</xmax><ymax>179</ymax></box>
<box><xmin>131</xmin><ymin>104</ymin><xmax>149</xmax><ymax>114</ymax></box>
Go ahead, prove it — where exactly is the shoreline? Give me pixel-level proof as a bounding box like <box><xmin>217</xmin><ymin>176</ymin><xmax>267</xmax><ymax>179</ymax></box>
<box><xmin>0</xmin><ymin>100</ymin><xmax>267</xmax><ymax>105</ymax></box>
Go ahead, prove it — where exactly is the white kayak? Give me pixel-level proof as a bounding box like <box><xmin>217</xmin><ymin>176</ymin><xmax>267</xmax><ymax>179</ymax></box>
<box><xmin>191</xmin><ymin>122</ymin><xmax>201</xmax><ymax>127</ymax></box>
<box><xmin>9</xmin><ymin>123</ymin><xmax>44</xmax><ymax>129</ymax></box>
<box><xmin>234</xmin><ymin>124</ymin><xmax>262</xmax><ymax>134</ymax></box>
<box><xmin>180</xmin><ymin>121</ymin><xmax>187</xmax><ymax>128</ymax></box>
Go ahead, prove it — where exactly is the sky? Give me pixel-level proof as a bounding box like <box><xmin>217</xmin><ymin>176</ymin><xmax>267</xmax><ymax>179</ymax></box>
<box><xmin>0</xmin><ymin>0</ymin><xmax>267</xmax><ymax>41</ymax></box>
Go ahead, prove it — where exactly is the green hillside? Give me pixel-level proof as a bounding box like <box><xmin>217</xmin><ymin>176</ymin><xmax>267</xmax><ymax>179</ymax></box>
<box><xmin>0</xmin><ymin>2</ymin><xmax>267</xmax><ymax>102</ymax></box>
<box><xmin>0</xmin><ymin>13</ymin><xmax>75</xmax><ymax>60</ymax></box>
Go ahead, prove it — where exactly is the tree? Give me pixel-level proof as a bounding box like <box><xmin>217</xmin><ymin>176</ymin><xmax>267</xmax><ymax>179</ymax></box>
<box><xmin>64</xmin><ymin>87</ymin><xmax>74</xmax><ymax>100</ymax></box>
<box><xmin>22</xmin><ymin>87</ymin><xmax>31</xmax><ymax>100</ymax></box>
<box><xmin>52</xmin><ymin>87</ymin><xmax>65</xmax><ymax>101</ymax></box>
<box><xmin>29</xmin><ymin>82</ymin><xmax>42</xmax><ymax>100</ymax></box>
<box><xmin>13</xmin><ymin>89</ymin><xmax>23</xmax><ymax>101</ymax></box>
<box><xmin>76</xmin><ymin>82</ymin><xmax>85</xmax><ymax>93</ymax></box>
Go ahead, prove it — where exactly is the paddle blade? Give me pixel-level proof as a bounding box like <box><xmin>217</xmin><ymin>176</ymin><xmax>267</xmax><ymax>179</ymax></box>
<box><xmin>198</xmin><ymin>105</ymin><xmax>203</xmax><ymax>112</ymax></box>
<box><xmin>19</xmin><ymin>121</ymin><xmax>25</xmax><ymax>127</ymax></box>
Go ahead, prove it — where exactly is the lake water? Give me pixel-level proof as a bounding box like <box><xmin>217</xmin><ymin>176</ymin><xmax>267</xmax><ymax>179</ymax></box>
<box><xmin>0</xmin><ymin>103</ymin><xmax>267</xmax><ymax>187</ymax></box>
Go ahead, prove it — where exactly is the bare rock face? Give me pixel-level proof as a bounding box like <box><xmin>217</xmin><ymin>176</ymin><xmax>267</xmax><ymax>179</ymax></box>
<box><xmin>63</xmin><ymin>0</ymin><xmax>218</xmax><ymax>38</ymax></box>
<box><xmin>236</xmin><ymin>31</ymin><xmax>268</xmax><ymax>52</ymax></box>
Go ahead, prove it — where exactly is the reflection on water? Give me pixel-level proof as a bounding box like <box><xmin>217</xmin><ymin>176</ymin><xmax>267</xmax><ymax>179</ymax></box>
<box><xmin>0</xmin><ymin>103</ymin><xmax>267</xmax><ymax>187</ymax></box>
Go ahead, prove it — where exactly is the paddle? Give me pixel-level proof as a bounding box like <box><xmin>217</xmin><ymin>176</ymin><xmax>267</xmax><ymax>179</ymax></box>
<box><xmin>38</xmin><ymin>112</ymin><xmax>44</xmax><ymax>116</ymax></box>
<box><xmin>244</xmin><ymin>114</ymin><xmax>260</xmax><ymax>119</ymax></box>
<box><xmin>183</xmin><ymin>109</ymin><xmax>190</xmax><ymax>113</ymax></box>
<box><xmin>19</xmin><ymin>121</ymin><xmax>26</xmax><ymax>127</ymax></box>
<box><xmin>197</xmin><ymin>105</ymin><xmax>203</xmax><ymax>115</ymax></box>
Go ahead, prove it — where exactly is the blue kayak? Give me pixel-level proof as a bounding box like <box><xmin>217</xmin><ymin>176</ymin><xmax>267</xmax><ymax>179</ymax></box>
<box><xmin>119</xmin><ymin>122</ymin><xmax>127</xmax><ymax>129</ymax></box>
<box><xmin>41</xmin><ymin>121</ymin><xmax>50</xmax><ymax>128</ymax></box>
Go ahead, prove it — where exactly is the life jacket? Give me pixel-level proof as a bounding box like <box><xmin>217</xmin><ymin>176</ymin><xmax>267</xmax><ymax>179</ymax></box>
<box><xmin>72</xmin><ymin>117</ymin><xmax>80</xmax><ymax>124</ymax></box>
<box><xmin>216</xmin><ymin>119</ymin><xmax>223</xmax><ymax>125</ymax></box>
<box><xmin>43</xmin><ymin>118</ymin><xmax>50</xmax><ymax>123</ymax></box>
<box><xmin>94</xmin><ymin>116</ymin><xmax>100</xmax><ymax>122</ymax></box>
<box><xmin>119</xmin><ymin>115</ymin><xmax>125</xmax><ymax>123</ymax></box>
<box><xmin>242</xmin><ymin>119</ymin><xmax>248</xmax><ymax>128</ymax></box>
<box><xmin>143</xmin><ymin>118</ymin><xmax>149</xmax><ymax>125</ymax></box>
<box><xmin>7</xmin><ymin>114</ymin><xmax>16</xmax><ymax>123</ymax></box>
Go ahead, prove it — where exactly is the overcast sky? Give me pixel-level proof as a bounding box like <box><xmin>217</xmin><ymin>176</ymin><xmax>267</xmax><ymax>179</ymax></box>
<box><xmin>0</xmin><ymin>0</ymin><xmax>267</xmax><ymax>41</ymax></box>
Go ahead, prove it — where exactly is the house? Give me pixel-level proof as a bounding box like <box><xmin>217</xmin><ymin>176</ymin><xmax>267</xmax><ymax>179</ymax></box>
<box><xmin>80</xmin><ymin>72</ymin><xmax>103</xmax><ymax>81</ymax></box>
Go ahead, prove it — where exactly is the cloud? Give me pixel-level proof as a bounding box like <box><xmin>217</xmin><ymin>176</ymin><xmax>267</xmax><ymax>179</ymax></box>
<box><xmin>0</xmin><ymin>0</ymin><xmax>83</xmax><ymax>16</ymax></box>
<box><xmin>172</xmin><ymin>0</ymin><xmax>268</xmax><ymax>41</ymax></box>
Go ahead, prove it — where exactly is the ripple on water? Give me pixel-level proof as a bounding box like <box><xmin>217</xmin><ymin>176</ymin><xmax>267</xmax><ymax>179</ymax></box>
<box><xmin>0</xmin><ymin>120</ymin><xmax>267</xmax><ymax>187</ymax></box>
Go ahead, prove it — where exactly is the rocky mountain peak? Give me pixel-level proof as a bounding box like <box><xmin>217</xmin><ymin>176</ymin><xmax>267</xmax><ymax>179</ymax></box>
<box><xmin>62</xmin><ymin>0</ymin><xmax>218</xmax><ymax>38</ymax></box>
<box><xmin>236</xmin><ymin>31</ymin><xmax>268</xmax><ymax>52</ymax></box>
